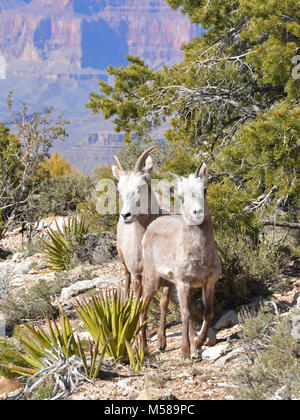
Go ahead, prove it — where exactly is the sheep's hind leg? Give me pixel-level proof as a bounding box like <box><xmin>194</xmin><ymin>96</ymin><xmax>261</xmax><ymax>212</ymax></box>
<box><xmin>195</xmin><ymin>282</ymin><xmax>215</xmax><ymax>350</ymax></box>
<box><xmin>141</xmin><ymin>274</ymin><xmax>162</xmax><ymax>354</ymax></box>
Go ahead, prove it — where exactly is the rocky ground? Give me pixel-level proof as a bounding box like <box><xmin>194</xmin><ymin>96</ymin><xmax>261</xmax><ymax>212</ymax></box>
<box><xmin>0</xmin><ymin>232</ymin><xmax>299</xmax><ymax>401</ymax></box>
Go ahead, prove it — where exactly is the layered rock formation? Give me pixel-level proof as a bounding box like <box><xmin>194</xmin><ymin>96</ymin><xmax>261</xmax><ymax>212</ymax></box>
<box><xmin>0</xmin><ymin>0</ymin><xmax>203</xmax><ymax>171</ymax></box>
<box><xmin>0</xmin><ymin>0</ymin><xmax>202</xmax><ymax>73</ymax></box>
<box><xmin>63</xmin><ymin>131</ymin><xmax>124</xmax><ymax>172</ymax></box>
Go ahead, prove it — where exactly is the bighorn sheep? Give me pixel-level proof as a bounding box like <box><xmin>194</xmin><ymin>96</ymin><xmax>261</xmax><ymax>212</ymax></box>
<box><xmin>112</xmin><ymin>146</ymin><xmax>164</xmax><ymax>298</ymax></box>
<box><xmin>140</xmin><ymin>163</ymin><xmax>222</xmax><ymax>358</ymax></box>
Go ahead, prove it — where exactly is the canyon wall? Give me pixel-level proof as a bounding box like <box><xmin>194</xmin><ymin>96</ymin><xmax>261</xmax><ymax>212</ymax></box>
<box><xmin>0</xmin><ymin>0</ymin><xmax>203</xmax><ymax>171</ymax></box>
<box><xmin>0</xmin><ymin>0</ymin><xmax>202</xmax><ymax>72</ymax></box>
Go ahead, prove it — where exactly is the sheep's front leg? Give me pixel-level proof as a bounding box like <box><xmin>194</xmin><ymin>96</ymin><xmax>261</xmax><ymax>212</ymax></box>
<box><xmin>157</xmin><ymin>284</ymin><xmax>173</xmax><ymax>351</ymax></box>
<box><xmin>124</xmin><ymin>266</ymin><xmax>131</xmax><ymax>299</ymax></box>
<box><xmin>177</xmin><ymin>281</ymin><xmax>191</xmax><ymax>359</ymax></box>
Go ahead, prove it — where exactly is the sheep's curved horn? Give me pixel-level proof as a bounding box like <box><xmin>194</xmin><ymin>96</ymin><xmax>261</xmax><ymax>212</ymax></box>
<box><xmin>195</xmin><ymin>162</ymin><xmax>205</xmax><ymax>178</ymax></box>
<box><xmin>134</xmin><ymin>146</ymin><xmax>159</xmax><ymax>173</ymax></box>
<box><xmin>113</xmin><ymin>154</ymin><xmax>124</xmax><ymax>171</ymax></box>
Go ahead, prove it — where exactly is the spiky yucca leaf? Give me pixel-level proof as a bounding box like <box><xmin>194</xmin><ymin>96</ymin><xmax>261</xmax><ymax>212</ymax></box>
<box><xmin>39</xmin><ymin>213</ymin><xmax>89</xmax><ymax>272</ymax></box>
<box><xmin>124</xmin><ymin>335</ymin><xmax>145</xmax><ymax>372</ymax></box>
<box><xmin>74</xmin><ymin>289</ymin><xmax>146</xmax><ymax>365</ymax></box>
<box><xmin>5</xmin><ymin>306</ymin><xmax>108</xmax><ymax>379</ymax></box>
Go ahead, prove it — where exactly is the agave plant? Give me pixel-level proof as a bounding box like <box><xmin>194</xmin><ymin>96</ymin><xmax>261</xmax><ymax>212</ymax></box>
<box><xmin>39</xmin><ymin>213</ymin><xmax>89</xmax><ymax>272</ymax></box>
<box><xmin>125</xmin><ymin>335</ymin><xmax>145</xmax><ymax>372</ymax></box>
<box><xmin>5</xmin><ymin>306</ymin><xmax>107</xmax><ymax>380</ymax></box>
<box><xmin>74</xmin><ymin>289</ymin><xmax>146</xmax><ymax>368</ymax></box>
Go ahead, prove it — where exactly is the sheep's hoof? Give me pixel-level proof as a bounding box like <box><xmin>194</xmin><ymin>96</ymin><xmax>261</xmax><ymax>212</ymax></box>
<box><xmin>192</xmin><ymin>349</ymin><xmax>203</xmax><ymax>361</ymax></box>
<box><xmin>181</xmin><ymin>352</ymin><xmax>190</xmax><ymax>360</ymax></box>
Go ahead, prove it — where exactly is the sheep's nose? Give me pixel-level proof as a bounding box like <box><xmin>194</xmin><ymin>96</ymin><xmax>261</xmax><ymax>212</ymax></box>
<box><xmin>121</xmin><ymin>212</ymin><xmax>132</xmax><ymax>220</ymax></box>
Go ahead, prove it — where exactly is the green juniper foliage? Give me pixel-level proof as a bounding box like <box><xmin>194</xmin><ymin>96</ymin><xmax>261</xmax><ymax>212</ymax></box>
<box><xmin>87</xmin><ymin>0</ymin><xmax>299</xmax><ymax>225</ymax></box>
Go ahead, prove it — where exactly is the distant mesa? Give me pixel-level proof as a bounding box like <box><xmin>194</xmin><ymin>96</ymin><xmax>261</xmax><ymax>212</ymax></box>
<box><xmin>80</xmin><ymin>131</ymin><xmax>124</xmax><ymax>147</ymax></box>
<box><xmin>62</xmin><ymin>131</ymin><xmax>124</xmax><ymax>172</ymax></box>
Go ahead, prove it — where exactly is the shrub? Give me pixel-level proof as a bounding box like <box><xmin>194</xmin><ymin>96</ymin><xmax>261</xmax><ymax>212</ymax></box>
<box><xmin>0</xmin><ymin>248</ymin><xmax>12</xmax><ymax>262</ymax></box>
<box><xmin>233</xmin><ymin>308</ymin><xmax>300</xmax><ymax>400</ymax></box>
<box><xmin>31</xmin><ymin>172</ymin><xmax>92</xmax><ymax>219</ymax></box>
<box><xmin>0</xmin><ymin>275</ymin><xmax>71</xmax><ymax>326</ymax></box>
<box><xmin>74</xmin><ymin>289</ymin><xmax>146</xmax><ymax>370</ymax></box>
<box><xmin>28</xmin><ymin>378</ymin><xmax>55</xmax><ymax>400</ymax></box>
<box><xmin>75</xmin><ymin>232</ymin><xmax>118</xmax><ymax>265</ymax></box>
<box><xmin>78</xmin><ymin>165</ymin><xmax>119</xmax><ymax>235</ymax></box>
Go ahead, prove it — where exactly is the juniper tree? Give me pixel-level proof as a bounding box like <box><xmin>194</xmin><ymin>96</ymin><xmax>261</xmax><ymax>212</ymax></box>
<box><xmin>87</xmin><ymin>0</ymin><xmax>299</xmax><ymax>225</ymax></box>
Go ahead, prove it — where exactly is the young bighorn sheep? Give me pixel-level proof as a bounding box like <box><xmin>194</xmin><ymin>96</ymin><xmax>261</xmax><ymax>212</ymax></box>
<box><xmin>140</xmin><ymin>163</ymin><xmax>222</xmax><ymax>358</ymax></box>
<box><xmin>112</xmin><ymin>146</ymin><xmax>164</xmax><ymax>298</ymax></box>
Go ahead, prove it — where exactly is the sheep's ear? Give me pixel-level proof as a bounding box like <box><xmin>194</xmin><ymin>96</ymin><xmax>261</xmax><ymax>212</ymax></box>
<box><xmin>112</xmin><ymin>165</ymin><xmax>120</xmax><ymax>180</ymax></box>
<box><xmin>142</xmin><ymin>156</ymin><xmax>154</xmax><ymax>178</ymax></box>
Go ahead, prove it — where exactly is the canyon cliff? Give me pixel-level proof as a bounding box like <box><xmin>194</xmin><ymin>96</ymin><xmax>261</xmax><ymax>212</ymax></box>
<box><xmin>0</xmin><ymin>0</ymin><xmax>203</xmax><ymax>171</ymax></box>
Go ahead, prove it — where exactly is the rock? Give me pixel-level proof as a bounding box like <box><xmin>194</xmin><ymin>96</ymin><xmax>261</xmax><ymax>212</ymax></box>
<box><xmin>127</xmin><ymin>389</ymin><xmax>139</xmax><ymax>400</ymax></box>
<box><xmin>118</xmin><ymin>379</ymin><xmax>130</xmax><ymax>388</ymax></box>
<box><xmin>136</xmin><ymin>389</ymin><xmax>178</xmax><ymax>400</ymax></box>
<box><xmin>201</xmin><ymin>343</ymin><xmax>230</xmax><ymax>362</ymax></box>
<box><xmin>214</xmin><ymin>310</ymin><xmax>239</xmax><ymax>330</ymax></box>
<box><xmin>150</xmin><ymin>331</ymin><xmax>182</xmax><ymax>343</ymax></box>
<box><xmin>0</xmin><ymin>260</ymin><xmax>34</xmax><ymax>278</ymax></box>
<box><xmin>71</xmin><ymin>394</ymin><xmax>89</xmax><ymax>400</ymax></box>
<box><xmin>11</xmin><ymin>252</ymin><xmax>25</xmax><ymax>262</ymax></box>
<box><xmin>214</xmin><ymin>347</ymin><xmax>244</xmax><ymax>366</ymax></box>
<box><xmin>0</xmin><ymin>262</ymin><xmax>14</xmax><ymax>278</ymax></box>
<box><xmin>122</xmin><ymin>387</ymin><xmax>135</xmax><ymax>397</ymax></box>
<box><xmin>13</xmin><ymin>261</ymin><xmax>34</xmax><ymax>276</ymax></box>
<box><xmin>59</xmin><ymin>276</ymin><xmax>122</xmax><ymax>302</ymax></box>
<box><xmin>205</xmin><ymin>328</ymin><xmax>217</xmax><ymax>347</ymax></box>
<box><xmin>77</xmin><ymin>233</ymin><xmax>118</xmax><ymax>265</ymax></box>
